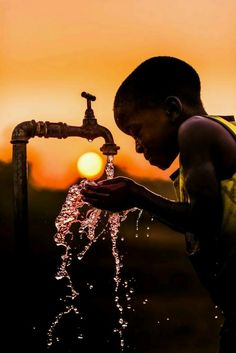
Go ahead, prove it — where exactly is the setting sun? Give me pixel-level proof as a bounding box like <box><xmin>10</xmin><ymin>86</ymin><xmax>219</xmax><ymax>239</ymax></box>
<box><xmin>77</xmin><ymin>152</ymin><xmax>104</xmax><ymax>179</ymax></box>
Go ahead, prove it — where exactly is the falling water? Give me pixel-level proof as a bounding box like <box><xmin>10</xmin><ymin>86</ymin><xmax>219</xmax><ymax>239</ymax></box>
<box><xmin>47</xmin><ymin>155</ymin><xmax>138</xmax><ymax>351</ymax></box>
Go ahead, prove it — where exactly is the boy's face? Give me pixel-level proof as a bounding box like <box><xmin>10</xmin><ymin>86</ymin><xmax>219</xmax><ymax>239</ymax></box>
<box><xmin>115</xmin><ymin>107</ymin><xmax>179</xmax><ymax>170</ymax></box>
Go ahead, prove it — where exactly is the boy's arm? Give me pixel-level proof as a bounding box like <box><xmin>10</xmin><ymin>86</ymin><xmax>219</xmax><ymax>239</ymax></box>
<box><xmin>141</xmin><ymin>116</ymin><xmax>223</xmax><ymax>238</ymax></box>
<box><xmin>81</xmin><ymin>176</ymin><xmax>193</xmax><ymax>234</ymax></box>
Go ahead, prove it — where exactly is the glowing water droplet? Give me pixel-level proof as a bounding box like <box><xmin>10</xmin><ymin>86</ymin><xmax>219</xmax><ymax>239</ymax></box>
<box><xmin>105</xmin><ymin>155</ymin><xmax>115</xmax><ymax>179</ymax></box>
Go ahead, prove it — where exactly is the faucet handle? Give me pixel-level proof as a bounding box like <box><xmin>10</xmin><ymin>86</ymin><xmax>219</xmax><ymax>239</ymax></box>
<box><xmin>81</xmin><ymin>91</ymin><xmax>96</xmax><ymax>102</ymax></box>
<box><xmin>81</xmin><ymin>91</ymin><xmax>96</xmax><ymax>120</ymax></box>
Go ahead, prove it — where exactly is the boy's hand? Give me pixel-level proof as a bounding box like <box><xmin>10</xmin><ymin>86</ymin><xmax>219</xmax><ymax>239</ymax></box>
<box><xmin>81</xmin><ymin>176</ymin><xmax>141</xmax><ymax>212</ymax></box>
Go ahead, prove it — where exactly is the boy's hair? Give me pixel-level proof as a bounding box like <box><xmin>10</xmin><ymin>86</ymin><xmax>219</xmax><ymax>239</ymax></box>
<box><xmin>114</xmin><ymin>56</ymin><xmax>202</xmax><ymax>118</ymax></box>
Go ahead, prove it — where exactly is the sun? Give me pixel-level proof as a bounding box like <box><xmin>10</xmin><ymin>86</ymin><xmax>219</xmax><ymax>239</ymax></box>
<box><xmin>77</xmin><ymin>152</ymin><xmax>104</xmax><ymax>179</ymax></box>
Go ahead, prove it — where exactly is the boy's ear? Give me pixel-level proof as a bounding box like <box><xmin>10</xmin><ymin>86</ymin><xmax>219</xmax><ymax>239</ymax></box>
<box><xmin>163</xmin><ymin>96</ymin><xmax>182</xmax><ymax>123</ymax></box>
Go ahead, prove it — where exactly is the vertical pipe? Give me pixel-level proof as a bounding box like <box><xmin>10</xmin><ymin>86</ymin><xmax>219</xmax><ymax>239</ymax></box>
<box><xmin>12</xmin><ymin>142</ymin><xmax>29</xmax><ymax>259</ymax></box>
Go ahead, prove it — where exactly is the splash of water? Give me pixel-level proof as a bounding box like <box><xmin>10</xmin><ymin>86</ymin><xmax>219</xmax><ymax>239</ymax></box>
<box><xmin>47</xmin><ymin>155</ymin><xmax>138</xmax><ymax>351</ymax></box>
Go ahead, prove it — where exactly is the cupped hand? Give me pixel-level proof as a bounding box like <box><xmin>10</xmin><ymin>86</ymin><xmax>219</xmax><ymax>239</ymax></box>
<box><xmin>81</xmin><ymin>176</ymin><xmax>142</xmax><ymax>212</ymax></box>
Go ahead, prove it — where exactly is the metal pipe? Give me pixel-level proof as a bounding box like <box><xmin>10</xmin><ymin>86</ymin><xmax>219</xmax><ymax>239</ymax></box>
<box><xmin>11</xmin><ymin>92</ymin><xmax>120</xmax><ymax>258</ymax></box>
<box><xmin>11</xmin><ymin>119</ymin><xmax>119</xmax><ymax>154</ymax></box>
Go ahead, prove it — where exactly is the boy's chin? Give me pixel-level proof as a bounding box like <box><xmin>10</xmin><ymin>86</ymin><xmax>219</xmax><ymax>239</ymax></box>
<box><xmin>149</xmin><ymin>157</ymin><xmax>170</xmax><ymax>170</ymax></box>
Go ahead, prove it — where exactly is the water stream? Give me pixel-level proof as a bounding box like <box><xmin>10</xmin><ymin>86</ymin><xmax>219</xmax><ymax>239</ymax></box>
<box><xmin>47</xmin><ymin>156</ymin><xmax>139</xmax><ymax>351</ymax></box>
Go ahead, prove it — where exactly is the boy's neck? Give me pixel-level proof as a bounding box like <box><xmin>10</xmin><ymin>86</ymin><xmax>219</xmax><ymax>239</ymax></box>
<box><xmin>183</xmin><ymin>105</ymin><xmax>207</xmax><ymax>120</ymax></box>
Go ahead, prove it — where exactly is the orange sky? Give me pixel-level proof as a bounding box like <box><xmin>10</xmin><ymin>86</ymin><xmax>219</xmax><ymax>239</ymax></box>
<box><xmin>1</xmin><ymin>0</ymin><xmax>236</xmax><ymax>189</ymax></box>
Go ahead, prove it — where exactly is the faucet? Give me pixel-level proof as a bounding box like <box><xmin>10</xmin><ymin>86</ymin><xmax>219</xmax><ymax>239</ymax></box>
<box><xmin>11</xmin><ymin>91</ymin><xmax>120</xmax><ymax>154</ymax></box>
<box><xmin>11</xmin><ymin>92</ymin><xmax>120</xmax><ymax>258</ymax></box>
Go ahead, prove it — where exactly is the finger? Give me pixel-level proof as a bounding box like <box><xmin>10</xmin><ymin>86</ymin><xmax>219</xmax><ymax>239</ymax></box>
<box><xmin>97</xmin><ymin>179</ymin><xmax>117</xmax><ymax>185</ymax></box>
<box><xmin>81</xmin><ymin>189</ymin><xmax>110</xmax><ymax>198</ymax></box>
<box><xmin>82</xmin><ymin>197</ymin><xmax>108</xmax><ymax>210</ymax></box>
<box><xmin>82</xmin><ymin>185</ymin><xmax>112</xmax><ymax>194</ymax></box>
<box><xmin>96</xmin><ymin>177</ymin><xmax>124</xmax><ymax>186</ymax></box>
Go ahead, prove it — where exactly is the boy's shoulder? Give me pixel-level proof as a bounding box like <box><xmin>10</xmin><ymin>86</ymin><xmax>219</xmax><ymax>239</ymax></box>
<box><xmin>178</xmin><ymin>115</ymin><xmax>219</xmax><ymax>146</ymax></box>
<box><xmin>178</xmin><ymin>114</ymin><xmax>236</xmax><ymax>178</ymax></box>
<box><xmin>179</xmin><ymin>115</ymin><xmax>236</xmax><ymax>144</ymax></box>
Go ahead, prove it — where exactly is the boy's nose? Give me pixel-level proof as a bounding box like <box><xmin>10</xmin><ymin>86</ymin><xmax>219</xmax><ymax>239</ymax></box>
<box><xmin>135</xmin><ymin>140</ymin><xmax>144</xmax><ymax>153</ymax></box>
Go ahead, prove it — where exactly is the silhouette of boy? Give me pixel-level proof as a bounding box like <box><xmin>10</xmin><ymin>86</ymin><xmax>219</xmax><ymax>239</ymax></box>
<box><xmin>81</xmin><ymin>56</ymin><xmax>236</xmax><ymax>353</ymax></box>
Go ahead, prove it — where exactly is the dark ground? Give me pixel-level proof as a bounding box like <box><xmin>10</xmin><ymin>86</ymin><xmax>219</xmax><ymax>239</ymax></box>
<box><xmin>0</xmin><ymin>161</ymin><xmax>223</xmax><ymax>353</ymax></box>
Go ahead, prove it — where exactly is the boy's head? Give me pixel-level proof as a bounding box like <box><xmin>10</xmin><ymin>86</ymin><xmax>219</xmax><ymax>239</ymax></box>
<box><xmin>114</xmin><ymin>56</ymin><xmax>202</xmax><ymax>124</ymax></box>
<box><xmin>113</xmin><ymin>56</ymin><xmax>204</xmax><ymax>169</ymax></box>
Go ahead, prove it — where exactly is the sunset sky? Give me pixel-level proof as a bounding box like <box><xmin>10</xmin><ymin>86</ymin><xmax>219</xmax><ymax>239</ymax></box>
<box><xmin>1</xmin><ymin>0</ymin><xmax>236</xmax><ymax>189</ymax></box>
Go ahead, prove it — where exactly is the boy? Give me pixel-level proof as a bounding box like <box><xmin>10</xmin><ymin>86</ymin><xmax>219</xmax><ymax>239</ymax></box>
<box><xmin>81</xmin><ymin>56</ymin><xmax>236</xmax><ymax>353</ymax></box>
